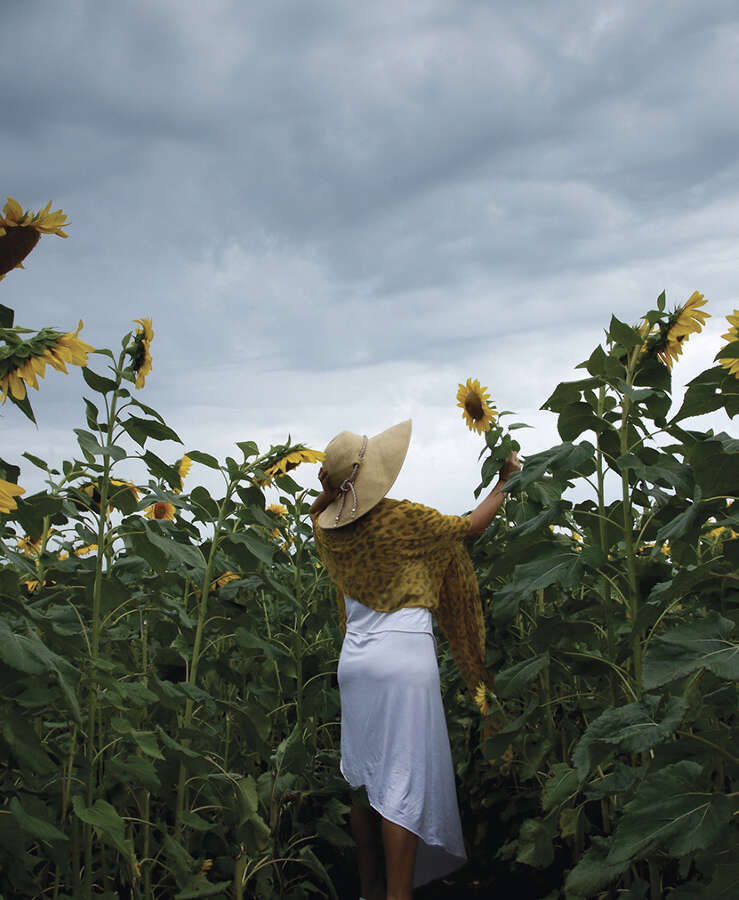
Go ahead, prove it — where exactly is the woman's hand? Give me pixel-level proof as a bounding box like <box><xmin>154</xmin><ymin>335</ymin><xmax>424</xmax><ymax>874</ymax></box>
<box><xmin>310</xmin><ymin>466</ymin><xmax>341</xmax><ymax>516</ymax></box>
<box><xmin>499</xmin><ymin>451</ymin><xmax>522</xmax><ymax>482</ymax></box>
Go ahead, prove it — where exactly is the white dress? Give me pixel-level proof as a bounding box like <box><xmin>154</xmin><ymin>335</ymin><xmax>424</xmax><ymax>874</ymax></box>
<box><xmin>337</xmin><ymin>596</ymin><xmax>467</xmax><ymax>888</ymax></box>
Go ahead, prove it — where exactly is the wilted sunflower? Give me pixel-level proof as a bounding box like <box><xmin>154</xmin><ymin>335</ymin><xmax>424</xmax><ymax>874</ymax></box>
<box><xmin>0</xmin><ymin>321</ymin><xmax>95</xmax><ymax>402</ymax></box>
<box><xmin>0</xmin><ymin>197</ymin><xmax>69</xmax><ymax>280</ymax></box>
<box><xmin>264</xmin><ymin>448</ymin><xmax>325</xmax><ymax>478</ymax></box>
<box><xmin>145</xmin><ymin>501</ymin><xmax>176</xmax><ymax>520</ymax></box>
<box><xmin>214</xmin><ymin>571</ymin><xmax>239</xmax><ymax>589</ymax></box>
<box><xmin>473</xmin><ymin>681</ymin><xmax>490</xmax><ymax>716</ymax></box>
<box><xmin>718</xmin><ymin>308</ymin><xmax>739</xmax><ymax>378</ymax></box>
<box><xmin>652</xmin><ymin>291</ymin><xmax>710</xmax><ymax>369</ymax></box>
<box><xmin>0</xmin><ymin>478</ymin><xmax>25</xmax><ymax>514</ymax></box>
<box><xmin>457</xmin><ymin>378</ymin><xmax>497</xmax><ymax>434</ymax></box>
<box><xmin>130</xmin><ymin>317</ymin><xmax>154</xmax><ymax>389</ymax></box>
<box><xmin>17</xmin><ymin>535</ymin><xmax>42</xmax><ymax>556</ymax></box>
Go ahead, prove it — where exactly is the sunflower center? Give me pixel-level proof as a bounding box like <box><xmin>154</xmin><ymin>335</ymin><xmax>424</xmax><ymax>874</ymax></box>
<box><xmin>464</xmin><ymin>393</ymin><xmax>484</xmax><ymax>421</ymax></box>
<box><xmin>153</xmin><ymin>502</ymin><xmax>170</xmax><ymax>519</ymax></box>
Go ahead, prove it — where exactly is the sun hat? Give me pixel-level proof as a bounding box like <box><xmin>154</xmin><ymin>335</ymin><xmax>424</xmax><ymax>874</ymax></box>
<box><xmin>317</xmin><ymin>419</ymin><xmax>412</xmax><ymax>529</ymax></box>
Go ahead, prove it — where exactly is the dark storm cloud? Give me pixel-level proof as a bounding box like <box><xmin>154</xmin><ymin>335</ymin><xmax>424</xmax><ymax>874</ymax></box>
<box><xmin>2</xmin><ymin>0</ymin><xmax>737</xmax><ymax>510</ymax></box>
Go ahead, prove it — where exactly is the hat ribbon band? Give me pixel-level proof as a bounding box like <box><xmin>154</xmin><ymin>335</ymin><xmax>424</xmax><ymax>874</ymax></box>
<box><xmin>335</xmin><ymin>434</ymin><xmax>368</xmax><ymax>524</ymax></box>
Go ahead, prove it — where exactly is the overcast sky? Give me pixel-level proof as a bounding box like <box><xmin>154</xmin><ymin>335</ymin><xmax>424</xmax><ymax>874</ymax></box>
<box><xmin>3</xmin><ymin>0</ymin><xmax>738</xmax><ymax>514</ymax></box>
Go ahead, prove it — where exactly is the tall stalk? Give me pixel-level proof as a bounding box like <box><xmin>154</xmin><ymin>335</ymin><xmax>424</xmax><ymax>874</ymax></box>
<box><xmin>175</xmin><ymin>484</ymin><xmax>234</xmax><ymax>841</ymax></box>
<box><xmin>84</xmin><ymin>349</ymin><xmax>124</xmax><ymax>896</ymax></box>
<box><xmin>618</xmin><ymin>351</ymin><xmax>642</xmax><ymax>693</ymax></box>
<box><xmin>596</xmin><ymin>386</ymin><xmax>617</xmax><ymax>705</ymax></box>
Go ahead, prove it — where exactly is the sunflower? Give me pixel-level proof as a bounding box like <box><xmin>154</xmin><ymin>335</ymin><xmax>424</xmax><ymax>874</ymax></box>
<box><xmin>264</xmin><ymin>448</ymin><xmax>325</xmax><ymax>478</ymax></box>
<box><xmin>145</xmin><ymin>501</ymin><xmax>176</xmax><ymax>520</ymax></box>
<box><xmin>0</xmin><ymin>478</ymin><xmax>25</xmax><ymax>514</ymax></box>
<box><xmin>214</xmin><ymin>571</ymin><xmax>239</xmax><ymax>589</ymax></box>
<box><xmin>130</xmin><ymin>318</ymin><xmax>154</xmax><ymax>389</ymax></box>
<box><xmin>267</xmin><ymin>503</ymin><xmax>288</xmax><ymax>517</ymax></box>
<box><xmin>457</xmin><ymin>378</ymin><xmax>497</xmax><ymax>434</ymax></box>
<box><xmin>176</xmin><ymin>455</ymin><xmax>192</xmax><ymax>492</ymax></box>
<box><xmin>718</xmin><ymin>308</ymin><xmax>739</xmax><ymax>378</ymax></box>
<box><xmin>473</xmin><ymin>681</ymin><xmax>490</xmax><ymax>716</ymax></box>
<box><xmin>0</xmin><ymin>197</ymin><xmax>69</xmax><ymax>280</ymax></box>
<box><xmin>0</xmin><ymin>321</ymin><xmax>94</xmax><ymax>402</ymax></box>
<box><xmin>653</xmin><ymin>291</ymin><xmax>710</xmax><ymax>369</ymax></box>
<box><xmin>17</xmin><ymin>535</ymin><xmax>42</xmax><ymax>556</ymax></box>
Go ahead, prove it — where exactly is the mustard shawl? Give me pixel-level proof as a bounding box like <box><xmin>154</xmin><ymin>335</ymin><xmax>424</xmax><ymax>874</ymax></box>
<box><xmin>312</xmin><ymin>497</ymin><xmax>494</xmax><ymax>698</ymax></box>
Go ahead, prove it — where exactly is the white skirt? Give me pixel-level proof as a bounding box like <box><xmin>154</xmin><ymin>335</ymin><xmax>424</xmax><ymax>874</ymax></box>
<box><xmin>337</xmin><ymin>597</ymin><xmax>467</xmax><ymax>888</ymax></box>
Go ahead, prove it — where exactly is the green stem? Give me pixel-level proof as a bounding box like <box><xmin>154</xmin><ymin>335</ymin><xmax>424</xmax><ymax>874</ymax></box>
<box><xmin>597</xmin><ymin>386</ymin><xmax>617</xmax><ymax>704</ymax></box>
<box><xmin>84</xmin><ymin>350</ymin><xmax>124</xmax><ymax>897</ymax></box>
<box><xmin>175</xmin><ymin>484</ymin><xmax>234</xmax><ymax>841</ymax></box>
<box><xmin>619</xmin><ymin>354</ymin><xmax>642</xmax><ymax>695</ymax></box>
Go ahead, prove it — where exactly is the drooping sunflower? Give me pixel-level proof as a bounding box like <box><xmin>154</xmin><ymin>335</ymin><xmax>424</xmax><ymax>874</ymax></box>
<box><xmin>0</xmin><ymin>321</ymin><xmax>95</xmax><ymax>402</ymax></box>
<box><xmin>17</xmin><ymin>535</ymin><xmax>42</xmax><ymax>556</ymax></box>
<box><xmin>0</xmin><ymin>478</ymin><xmax>25</xmax><ymax>514</ymax></box>
<box><xmin>264</xmin><ymin>448</ymin><xmax>325</xmax><ymax>479</ymax></box>
<box><xmin>653</xmin><ymin>291</ymin><xmax>710</xmax><ymax>369</ymax></box>
<box><xmin>130</xmin><ymin>317</ymin><xmax>154</xmax><ymax>389</ymax></box>
<box><xmin>718</xmin><ymin>308</ymin><xmax>739</xmax><ymax>378</ymax></box>
<box><xmin>214</xmin><ymin>571</ymin><xmax>239</xmax><ymax>589</ymax></box>
<box><xmin>473</xmin><ymin>681</ymin><xmax>490</xmax><ymax>716</ymax></box>
<box><xmin>176</xmin><ymin>455</ymin><xmax>192</xmax><ymax>492</ymax></box>
<box><xmin>145</xmin><ymin>501</ymin><xmax>176</xmax><ymax>520</ymax></box>
<box><xmin>0</xmin><ymin>197</ymin><xmax>69</xmax><ymax>280</ymax></box>
<box><xmin>456</xmin><ymin>378</ymin><xmax>497</xmax><ymax>434</ymax></box>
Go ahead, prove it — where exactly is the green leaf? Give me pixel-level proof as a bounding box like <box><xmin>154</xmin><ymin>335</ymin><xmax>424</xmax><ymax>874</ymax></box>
<box><xmin>174</xmin><ymin>879</ymin><xmax>232</xmax><ymax>899</ymax></box>
<box><xmin>495</xmin><ymin>551</ymin><xmax>583</xmax><ymax>603</ymax></box>
<box><xmin>274</xmin><ymin>722</ymin><xmax>306</xmax><ymax>774</ymax></box>
<box><xmin>565</xmin><ymin>837</ymin><xmax>629</xmax><ymax>897</ymax></box>
<box><xmin>144</xmin><ymin>526</ymin><xmax>205</xmax><ymax>572</ymax></box>
<box><xmin>1</xmin><ymin>713</ymin><xmax>57</xmax><ymax>774</ymax></box>
<box><xmin>10</xmin><ymin>797</ymin><xmax>68</xmax><ymax>841</ymax></box>
<box><xmin>572</xmin><ymin>695</ymin><xmax>688</xmax><ymax>781</ymax></box>
<box><xmin>72</xmin><ymin>796</ymin><xmax>137</xmax><ymax>866</ymax></box>
<box><xmin>142</xmin><ymin>450</ymin><xmax>182</xmax><ymax>490</ymax></box>
<box><xmin>123</xmin><ymin>416</ymin><xmax>182</xmax><ymax>447</ymax></box>
<box><xmin>541</xmin><ymin>763</ymin><xmax>579</xmax><ymax>812</ymax></box>
<box><xmin>609</xmin><ymin>314</ymin><xmax>642</xmax><ymax>350</ymax></box>
<box><xmin>21</xmin><ymin>451</ymin><xmax>49</xmax><ymax>471</ymax></box>
<box><xmin>496</xmin><ymin>653</ymin><xmax>549</xmax><ymax>699</ymax></box>
<box><xmin>556</xmin><ymin>402</ymin><xmax>609</xmax><ymax>442</ymax></box>
<box><xmin>0</xmin><ymin>303</ymin><xmax>14</xmax><ymax>327</ymax></box>
<box><xmin>642</xmin><ymin>612</ymin><xmax>739</xmax><ymax>689</ymax></box>
<box><xmin>688</xmin><ymin>433</ymin><xmax>739</xmax><ymax>498</ymax></box>
<box><xmin>607</xmin><ymin>760</ymin><xmax>735</xmax><ymax>864</ymax></box>
<box><xmin>82</xmin><ymin>366</ymin><xmax>117</xmax><ymax>394</ymax></box>
<box><xmin>515</xmin><ymin>818</ymin><xmax>555</xmax><ymax>868</ymax></box>
<box><xmin>185</xmin><ymin>449</ymin><xmax>220</xmax><ymax>469</ymax></box>
<box><xmin>224</xmin><ymin>531</ymin><xmax>274</xmax><ymax>567</ymax></box>
<box><xmin>106</xmin><ymin>757</ymin><xmax>161</xmax><ymax>793</ymax></box>
<box><xmin>110</xmin><ymin>717</ymin><xmax>165</xmax><ymax>759</ymax></box>
<box><xmin>73</xmin><ymin>428</ymin><xmax>126</xmax><ymax>461</ymax></box>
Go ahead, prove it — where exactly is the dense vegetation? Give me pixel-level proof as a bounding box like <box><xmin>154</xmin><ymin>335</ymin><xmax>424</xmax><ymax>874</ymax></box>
<box><xmin>1</xmin><ymin>201</ymin><xmax>737</xmax><ymax>898</ymax></box>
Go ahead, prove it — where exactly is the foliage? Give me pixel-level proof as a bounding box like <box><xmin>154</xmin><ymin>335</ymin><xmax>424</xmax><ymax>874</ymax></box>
<box><xmin>1</xmin><ymin>275</ymin><xmax>738</xmax><ymax>897</ymax></box>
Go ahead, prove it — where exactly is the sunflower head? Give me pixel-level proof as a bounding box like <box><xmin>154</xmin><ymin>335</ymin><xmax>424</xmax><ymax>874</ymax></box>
<box><xmin>264</xmin><ymin>447</ymin><xmax>325</xmax><ymax>478</ymax></box>
<box><xmin>0</xmin><ymin>197</ymin><xmax>69</xmax><ymax>280</ymax></box>
<box><xmin>457</xmin><ymin>378</ymin><xmax>497</xmax><ymax>434</ymax></box>
<box><xmin>473</xmin><ymin>681</ymin><xmax>490</xmax><ymax>716</ymax></box>
<box><xmin>145</xmin><ymin>501</ymin><xmax>176</xmax><ymax>520</ymax></box>
<box><xmin>647</xmin><ymin>292</ymin><xmax>710</xmax><ymax>370</ymax></box>
<box><xmin>176</xmin><ymin>456</ymin><xmax>192</xmax><ymax>491</ymax></box>
<box><xmin>717</xmin><ymin>308</ymin><xmax>739</xmax><ymax>379</ymax></box>
<box><xmin>267</xmin><ymin>503</ymin><xmax>288</xmax><ymax>518</ymax></box>
<box><xmin>129</xmin><ymin>318</ymin><xmax>154</xmax><ymax>389</ymax></box>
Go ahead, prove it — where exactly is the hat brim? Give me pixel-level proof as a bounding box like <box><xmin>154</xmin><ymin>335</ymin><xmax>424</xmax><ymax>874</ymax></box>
<box><xmin>317</xmin><ymin>419</ymin><xmax>412</xmax><ymax>529</ymax></box>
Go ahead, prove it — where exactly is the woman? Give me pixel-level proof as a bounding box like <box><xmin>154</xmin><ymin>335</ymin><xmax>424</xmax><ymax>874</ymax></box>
<box><xmin>310</xmin><ymin>420</ymin><xmax>520</xmax><ymax>900</ymax></box>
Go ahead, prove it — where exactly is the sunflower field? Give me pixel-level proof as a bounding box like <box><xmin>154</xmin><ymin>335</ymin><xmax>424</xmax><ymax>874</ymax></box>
<box><xmin>1</xmin><ymin>200</ymin><xmax>738</xmax><ymax>899</ymax></box>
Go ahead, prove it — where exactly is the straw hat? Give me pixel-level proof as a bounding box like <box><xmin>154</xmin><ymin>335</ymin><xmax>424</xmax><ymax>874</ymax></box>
<box><xmin>317</xmin><ymin>419</ymin><xmax>412</xmax><ymax>529</ymax></box>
